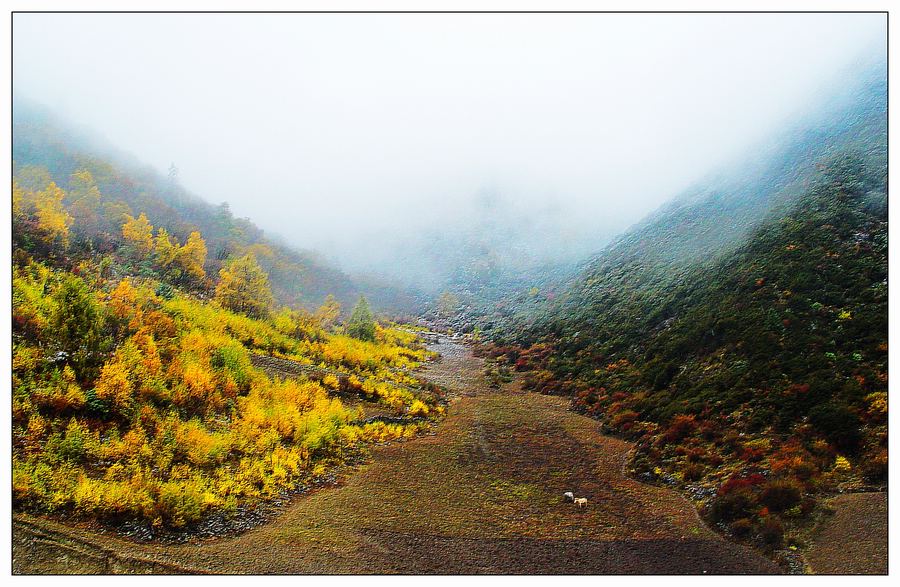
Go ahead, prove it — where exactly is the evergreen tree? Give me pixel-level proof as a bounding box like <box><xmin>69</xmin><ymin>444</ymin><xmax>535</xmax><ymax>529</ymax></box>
<box><xmin>50</xmin><ymin>275</ymin><xmax>109</xmax><ymax>381</ymax></box>
<box><xmin>346</xmin><ymin>296</ymin><xmax>376</xmax><ymax>341</ymax></box>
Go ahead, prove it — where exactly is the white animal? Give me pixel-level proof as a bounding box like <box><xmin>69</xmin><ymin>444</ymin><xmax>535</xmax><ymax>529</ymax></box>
<box><xmin>574</xmin><ymin>497</ymin><xmax>588</xmax><ymax>508</ymax></box>
<box><xmin>563</xmin><ymin>491</ymin><xmax>574</xmax><ymax>503</ymax></box>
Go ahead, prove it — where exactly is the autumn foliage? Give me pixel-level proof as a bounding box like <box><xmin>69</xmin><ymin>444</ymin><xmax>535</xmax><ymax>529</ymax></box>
<box><xmin>12</xmin><ymin>165</ymin><xmax>439</xmax><ymax>529</ymax></box>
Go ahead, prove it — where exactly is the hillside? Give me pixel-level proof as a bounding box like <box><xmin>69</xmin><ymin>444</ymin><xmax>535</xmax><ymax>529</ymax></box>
<box><xmin>480</xmin><ymin>67</ymin><xmax>887</xmax><ymax>553</ymax></box>
<box><xmin>12</xmin><ymin>101</ymin><xmax>445</xmax><ymax>533</ymax></box>
<box><xmin>12</xmin><ymin>98</ymin><xmax>423</xmax><ymax>316</ymax></box>
<box><xmin>471</xmin><ymin>66</ymin><xmax>887</xmax><ymax>343</ymax></box>
<box><xmin>11</xmin><ymin>256</ymin><xmax>441</xmax><ymax>530</ymax></box>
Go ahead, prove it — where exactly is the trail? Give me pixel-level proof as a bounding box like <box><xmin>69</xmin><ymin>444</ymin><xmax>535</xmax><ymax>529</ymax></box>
<box><xmin>805</xmin><ymin>492</ymin><xmax>887</xmax><ymax>575</ymax></box>
<box><xmin>13</xmin><ymin>337</ymin><xmax>779</xmax><ymax>574</ymax></box>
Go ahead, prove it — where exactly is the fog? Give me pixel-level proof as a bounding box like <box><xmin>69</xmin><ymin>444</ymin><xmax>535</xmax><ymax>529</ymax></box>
<box><xmin>12</xmin><ymin>13</ymin><xmax>886</xmax><ymax>290</ymax></box>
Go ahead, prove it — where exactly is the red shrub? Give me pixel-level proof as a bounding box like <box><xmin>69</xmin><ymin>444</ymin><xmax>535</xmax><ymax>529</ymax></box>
<box><xmin>662</xmin><ymin>414</ymin><xmax>698</xmax><ymax>443</ymax></box>
<box><xmin>719</xmin><ymin>473</ymin><xmax>766</xmax><ymax>496</ymax></box>
<box><xmin>611</xmin><ymin>410</ymin><xmax>640</xmax><ymax>428</ymax></box>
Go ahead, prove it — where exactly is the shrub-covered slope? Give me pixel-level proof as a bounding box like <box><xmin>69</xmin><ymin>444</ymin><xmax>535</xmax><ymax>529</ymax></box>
<box><xmin>12</xmin><ymin>108</ymin><xmax>441</xmax><ymax>531</ymax></box>
<box><xmin>485</xmin><ymin>69</ymin><xmax>887</xmax><ymax>551</ymax></box>
<box><xmin>477</xmin><ymin>68</ymin><xmax>886</xmax><ymax>344</ymax></box>
<box><xmin>13</xmin><ymin>259</ymin><xmax>440</xmax><ymax>530</ymax></box>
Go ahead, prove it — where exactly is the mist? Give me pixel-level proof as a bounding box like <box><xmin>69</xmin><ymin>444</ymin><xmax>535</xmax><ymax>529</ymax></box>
<box><xmin>12</xmin><ymin>12</ymin><xmax>886</xmax><ymax>292</ymax></box>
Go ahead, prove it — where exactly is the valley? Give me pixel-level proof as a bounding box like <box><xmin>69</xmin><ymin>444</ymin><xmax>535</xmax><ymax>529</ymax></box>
<box><xmin>10</xmin><ymin>13</ymin><xmax>889</xmax><ymax>577</ymax></box>
<box><xmin>13</xmin><ymin>337</ymin><xmax>782</xmax><ymax>574</ymax></box>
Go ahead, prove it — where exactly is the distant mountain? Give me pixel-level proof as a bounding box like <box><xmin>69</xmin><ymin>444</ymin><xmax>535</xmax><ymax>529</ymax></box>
<box><xmin>12</xmin><ymin>98</ymin><xmax>423</xmax><ymax>316</ymax></box>
<box><xmin>486</xmin><ymin>62</ymin><xmax>887</xmax><ymax>342</ymax></box>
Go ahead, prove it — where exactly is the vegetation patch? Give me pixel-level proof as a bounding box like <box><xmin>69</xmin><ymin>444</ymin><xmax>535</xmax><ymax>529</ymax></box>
<box><xmin>12</xmin><ymin>168</ymin><xmax>440</xmax><ymax>531</ymax></box>
<box><xmin>478</xmin><ymin>151</ymin><xmax>887</xmax><ymax>559</ymax></box>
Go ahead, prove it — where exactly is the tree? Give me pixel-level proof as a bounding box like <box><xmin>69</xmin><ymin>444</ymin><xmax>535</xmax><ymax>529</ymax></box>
<box><xmin>346</xmin><ymin>296</ymin><xmax>376</xmax><ymax>341</ymax></box>
<box><xmin>13</xmin><ymin>180</ymin><xmax>40</xmax><ymax>251</ymax></box>
<box><xmin>67</xmin><ymin>169</ymin><xmax>103</xmax><ymax>241</ymax></box>
<box><xmin>121</xmin><ymin>213</ymin><xmax>154</xmax><ymax>254</ymax></box>
<box><xmin>34</xmin><ymin>182</ymin><xmax>73</xmax><ymax>249</ymax></box>
<box><xmin>101</xmin><ymin>200</ymin><xmax>134</xmax><ymax>234</ymax></box>
<box><xmin>153</xmin><ymin>227</ymin><xmax>179</xmax><ymax>268</ymax></box>
<box><xmin>14</xmin><ymin>164</ymin><xmax>52</xmax><ymax>192</ymax></box>
<box><xmin>12</xmin><ymin>181</ymin><xmax>28</xmax><ymax>235</ymax></box>
<box><xmin>50</xmin><ymin>275</ymin><xmax>109</xmax><ymax>381</ymax></box>
<box><xmin>174</xmin><ymin>231</ymin><xmax>208</xmax><ymax>284</ymax></box>
<box><xmin>215</xmin><ymin>254</ymin><xmax>274</xmax><ymax>318</ymax></box>
<box><xmin>241</xmin><ymin>243</ymin><xmax>276</xmax><ymax>273</ymax></box>
<box><xmin>315</xmin><ymin>294</ymin><xmax>341</xmax><ymax>330</ymax></box>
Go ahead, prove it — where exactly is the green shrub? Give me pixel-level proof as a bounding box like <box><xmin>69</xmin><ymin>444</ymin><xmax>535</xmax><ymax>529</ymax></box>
<box><xmin>155</xmin><ymin>282</ymin><xmax>175</xmax><ymax>300</ymax></box>
<box><xmin>210</xmin><ymin>344</ymin><xmax>251</xmax><ymax>390</ymax></box>
<box><xmin>758</xmin><ymin>516</ymin><xmax>784</xmax><ymax>548</ymax></box>
<box><xmin>709</xmin><ymin>488</ymin><xmax>757</xmax><ymax>523</ymax></box>
<box><xmin>83</xmin><ymin>387</ymin><xmax>110</xmax><ymax>417</ymax></box>
<box><xmin>47</xmin><ymin>419</ymin><xmax>91</xmax><ymax>463</ymax></box>
<box><xmin>808</xmin><ymin>401</ymin><xmax>862</xmax><ymax>453</ymax></box>
<box><xmin>157</xmin><ymin>482</ymin><xmax>204</xmax><ymax>527</ymax></box>
<box><xmin>759</xmin><ymin>479</ymin><xmax>802</xmax><ymax>513</ymax></box>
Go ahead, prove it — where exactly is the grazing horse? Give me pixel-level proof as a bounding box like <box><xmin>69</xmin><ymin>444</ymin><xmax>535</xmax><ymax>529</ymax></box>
<box><xmin>563</xmin><ymin>491</ymin><xmax>574</xmax><ymax>503</ymax></box>
<box><xmin>574</xmin><ymin>497</ymin><xmax>588</xmax><ymax>508</ymax></box>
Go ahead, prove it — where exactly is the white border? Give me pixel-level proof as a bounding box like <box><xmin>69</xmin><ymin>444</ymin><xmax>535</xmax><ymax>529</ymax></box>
<box><xmin>1</xmin><ymin>2</ymin><xmax>895</xmax><ymax>585</ymax></box>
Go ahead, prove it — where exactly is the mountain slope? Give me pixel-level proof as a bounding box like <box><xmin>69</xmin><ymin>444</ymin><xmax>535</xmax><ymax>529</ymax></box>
<box><xmin>483</xmin><ymin>65</ymin><xmax>887</xmax><ymax>552</ymax></box>
<box><xmin>12</xmin><ymin>104</ymin><xmax>443</xmax><ymax>530</ymax></box>
<box><xmin>12</xmin><ymin>98</ymin><xmax>422</xmax><ymax>315</ymax></box>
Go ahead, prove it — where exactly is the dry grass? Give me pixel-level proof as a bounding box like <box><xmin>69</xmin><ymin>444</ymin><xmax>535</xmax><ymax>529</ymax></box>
<box><xmin>13</xmin><ymin>338</ymin><xmax>779</xmax><ymax>574</ymax></box>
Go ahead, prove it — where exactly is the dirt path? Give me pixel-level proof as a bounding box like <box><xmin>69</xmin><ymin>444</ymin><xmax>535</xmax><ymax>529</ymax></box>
<box><xmin>13</xmin><ymin>338</ymin><xmax>779</xmax><ymax>574</ymax></box>
<box><xmin>804</xmin><ymin>492</ymin><xmax>887</xmax><ymax>575</ymax></box>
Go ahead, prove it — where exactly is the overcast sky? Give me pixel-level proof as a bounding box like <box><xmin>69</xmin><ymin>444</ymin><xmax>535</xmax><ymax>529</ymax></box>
<box><xmin>12</xmin><ymin>13</ymin><xmax>886</xmax><ymax>278</ymax></box>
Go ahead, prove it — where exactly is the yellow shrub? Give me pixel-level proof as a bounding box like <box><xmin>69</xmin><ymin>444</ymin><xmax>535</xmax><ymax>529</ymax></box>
<box><xmin>865</xmin><ymin>392</ymin><xmax>887</xmax><ymax>421</ymax></box>
<box><xmin>12</xmin><ymin>259</ymin><xmax>439</xmax><ymax>527</ymax></box>
<box><xmin>833</xmin><ymin>455</ymin><xmax>852</xmax><ymax>473</ymax></box>
<box><xmin>408</xmin><ymin>399</ymin><xmax>430</xmax><ymax>417</ymax></box>
<box><xmin>94</xmin><ymin>360</ymin><xmax>133</xmax><ymax>412</ymax></box>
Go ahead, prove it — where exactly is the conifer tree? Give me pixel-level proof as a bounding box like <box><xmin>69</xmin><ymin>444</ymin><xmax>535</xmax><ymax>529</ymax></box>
<box><xmin>346</xmin><ymin>296</ymin><xmax>376</xmax><ymax>341</ymax></box>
